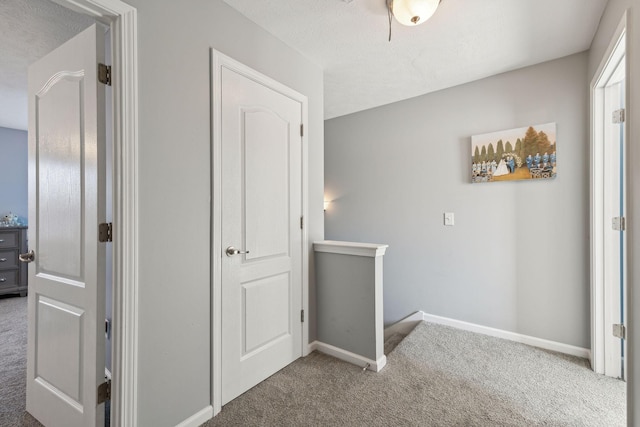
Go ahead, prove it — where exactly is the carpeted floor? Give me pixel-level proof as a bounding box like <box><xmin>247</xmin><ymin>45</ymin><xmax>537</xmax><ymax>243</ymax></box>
<box><xmin>0</xmin><ymin>294</ymin><xmax>626</xmax><ymax>426</ymax></box>
<box><xmin>206</xmin><ymin>321</ymin><xmax>626</xmax><ymax>426</ymax></box>
<box><xmin>0</xmin><ymin>295</ymin><xmax>42</xmax><ymax>427</ymax></box>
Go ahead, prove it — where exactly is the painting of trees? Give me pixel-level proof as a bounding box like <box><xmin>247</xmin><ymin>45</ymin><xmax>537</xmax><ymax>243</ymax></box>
<box><xmin>496</xmin><ymin>139</ymin><xmax>504</xmax><ymax>161</ymax></box>
<box><xmin>471</xmin><ymin>122</ymin><xmax>557</xmax><ymax>183</ymax></box>
<box><xmin>487</xmin><ymin>143</ymin><xmax>495</xmax><ymax>162</ymax></box>
<box><xmin>537</xmin><ymin>131</ymin><xmax>553</xmax><ymax>155</ymax></box>
<box><xmin>515</xmin><ymin>138</ymin><xmax>524</xmax><ymax>159</ymax></box>
<box><xmin>523</xmin><ymin>126</ymin><xmax>538</xmax><ymax>157</ymax></box>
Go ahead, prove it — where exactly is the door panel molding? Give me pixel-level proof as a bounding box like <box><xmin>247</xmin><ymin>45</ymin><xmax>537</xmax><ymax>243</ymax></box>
<box><xmin>211</xmin><ymin>49</ymin><xmax>309</xmax><ymax>416</ymax></box>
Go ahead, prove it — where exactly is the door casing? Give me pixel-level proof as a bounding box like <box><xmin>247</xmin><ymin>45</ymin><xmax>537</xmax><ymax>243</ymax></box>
<box><xmin>47</xmin><ymin>1</ymin><xmax>139</xmax><ymax>425</ymax></box>
<box><xmin>210</xmin><ymin>49</ymin><xmax>310</xmax><ymax>416</ymax></box>
<box><xmin>590</xmin><ymin>11</ymin><xmax>628</xmax><ymax>378</ymax></box>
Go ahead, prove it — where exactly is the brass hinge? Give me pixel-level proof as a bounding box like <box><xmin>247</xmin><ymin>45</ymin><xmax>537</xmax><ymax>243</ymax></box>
<box><xmin>612</xmin><ymin>109</ymin><xmax>625</xmax><ymax>124</ymax></box>
<box><xmin>301</xmin><ymin>309</ymin><xmax>304</xmax><ymax>323</ymax></box>
<box><xmin>99</xmin><ymin>222</ymin><xmax>113</xmax><ymax>242</ymax></box>
<box><xmin>97</xmin><ymin>380</ymin><xmax>111</xmax><ymax>404</ymax></box>
<box><xmin>300</xmin><ymin>124</ymin><xmax>304</xmax><ymax>137</ymax></box>
<box><xmin>300</xmin><ymin>216</ymin><xmax>304</xmax><ymax>230</ymax></box>
<box><xmin>613</xmin><ymin>324</ymin><xmax>626</xmax><ymax>340</ymax></box>
<box><xmin>98</xmin><ymin>63</ymin><xmax>112</xmax><ymax>86</ymax></box>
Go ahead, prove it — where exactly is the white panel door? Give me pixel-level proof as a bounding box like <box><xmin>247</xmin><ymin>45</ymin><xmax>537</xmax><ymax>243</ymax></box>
<box><xmin>26</xmin><ymin>24</ymin><xmax>106</xmax><ymax>427</ymax></box>
<box><xmin>221</xmin><ymin>66</ymin><xmax>303</xmax><ymax>404</ymax></box>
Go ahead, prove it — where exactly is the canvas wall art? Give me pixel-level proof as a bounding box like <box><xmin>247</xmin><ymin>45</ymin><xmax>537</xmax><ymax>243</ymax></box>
<box><xmin>471</xmin><ymin>122</ymin><xmax>557</xmax><ymax>183</ymax></box>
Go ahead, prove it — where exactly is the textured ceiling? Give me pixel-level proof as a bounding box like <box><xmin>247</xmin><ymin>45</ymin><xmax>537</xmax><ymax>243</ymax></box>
<box><xmin>0</xmin><ymin>1</ymin><xmax>609</xmax><ymax>128</ymax></box>
<box><xmin>224</xmin><ymin>0</ymin><xmax>609</xmax><ymax>119</ymax></box>
<box><xmin>0</xmin><ymin>0</ymin><xmax>93</xmax><ymax>130</ymax></box>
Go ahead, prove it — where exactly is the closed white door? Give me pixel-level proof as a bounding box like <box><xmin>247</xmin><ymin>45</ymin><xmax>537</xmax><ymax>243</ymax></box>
<box><xmin>221</xmin><ymin>66</ymin><xmax>303</xmax><ymax>404</ymax></box>
<box><xmin>26</xmin><ymin>24</ymin><xmax>106</xmax><ymax>427</ymax></box>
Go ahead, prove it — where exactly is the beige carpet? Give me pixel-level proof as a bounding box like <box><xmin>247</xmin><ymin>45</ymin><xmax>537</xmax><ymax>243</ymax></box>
<box><xmin>1</xmin><ymin>295</ymin><xmax>626</xmax><ymax>426</ymax></box>
<box><xmin>205</xmin><ymin>321</ymin><xmax>625</xmax><ymax>426</ymax></box>
<box><xmin>0</xmin><ymin>295</ymin><xmax>42</xmax><ymax>427</ymax></box>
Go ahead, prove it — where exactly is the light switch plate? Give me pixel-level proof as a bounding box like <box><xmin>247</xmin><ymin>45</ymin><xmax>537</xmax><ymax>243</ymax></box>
<box><xmin>444</xmin><ymin>212</ymin><xmax>455</xmax><ymax>226</ymax></box>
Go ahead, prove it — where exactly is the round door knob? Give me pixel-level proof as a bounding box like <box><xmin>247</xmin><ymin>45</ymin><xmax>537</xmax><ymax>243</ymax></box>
<box><xmin>225</xmin><ymin>246</ymin><xmax>250</xmax><ymax>257</ymax></box>
<box><xmin>19</xmin><ymin>250</ymin><xmax>35</xmax><ymax>263</ymax></box>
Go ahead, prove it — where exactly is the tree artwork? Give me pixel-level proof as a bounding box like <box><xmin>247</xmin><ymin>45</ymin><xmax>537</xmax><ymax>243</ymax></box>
<box><xmin>515</xmin><ymin>138</ymin><xmax>523</xmax><ymax>159</ymax></box>
<box><xmin>496</xmin><ymin>139</ymin><xmax>504</xmax><ymax>160</ymax></box>
<box><xmin>505</xmin><ymin>141</ymin><xmax>513</xmax><ymax>153</ymax></box>
<box><xmin>487</xmin><ymin>143</ymin><xmax>495</xmax><ymax>162</ymax></box>
<box><xmin>471</xmin><ymin>123</ymin><xmax>557</xmax><ymax>183</ymax></box>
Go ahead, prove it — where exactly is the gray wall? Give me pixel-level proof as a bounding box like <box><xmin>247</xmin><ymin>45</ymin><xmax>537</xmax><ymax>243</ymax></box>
<box><xmin>0</xmin><ymin>127</ymin><xmax>27</xmax><ymax>223</ymax></box>
<box><xmin>123</xmin><ymin>1</ymin><xmax>324</xmax><ymax>425</ymax></box>
<box><xmin>325</xmin><ymin>52</ymin><xmax>589</xmax><ymax>349</ymax></box>
<box><xmin>588</xmin><ymin>1</ymin><xmax>639</xmax><ymax>423</ymax></box>
<box><xmin>316</xmin><ymin>252</ymin><xmax>378</xmax><ymax>360</ymax></box>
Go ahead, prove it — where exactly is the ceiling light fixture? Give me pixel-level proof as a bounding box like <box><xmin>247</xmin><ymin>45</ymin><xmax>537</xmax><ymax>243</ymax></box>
<box><xmin>387</xmin><ymin>0</ymin><xmax>440</xmax><ymax>41</ymax></box>
<box><xmin>388</xmin><ymin>0</ymin><xmax>439</xmax><ymax>25</ymax></box>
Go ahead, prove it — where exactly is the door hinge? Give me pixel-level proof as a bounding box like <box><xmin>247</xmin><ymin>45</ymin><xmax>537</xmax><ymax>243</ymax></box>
<box><xmin>613</xmin><ymin>324</ymin><xmax>626</xmax><ymax>340</ymax></box>
<box><xmin>612</xmin><ymin>109</ymin><xmax>625</xmax><ymax>124</ymax></box>
<box><xmin>301</xmin><ymin>309</ymin><xmax>304</xmax><ymax>323</ymax></box>
<box><xmin>99</xmin><ymin>222</ymin><xmax>113</xmax><ymax>242</ymax></box>
<box><xmin>300</xmin><ymin>216</ymin><xmax>304</xmax><ymax>230</ymax></box>
<box><xmin>612</xmin><ymin>217</ymin><xmax>626</xmax><ymax>231</ymax></box>
<box><xmin>98</xmin><ymin>63</ymin><xmax>112</xmax><ymax>86</ymax></box>
<box><xmin>300</xmin><ymin>124</ymin><xmax>304</xmax><ymax>137</ymax></box>
<box><xmin>97</xmin><ymin>379</ymin><xmax>111</xmax><ymax>404</ymax></box>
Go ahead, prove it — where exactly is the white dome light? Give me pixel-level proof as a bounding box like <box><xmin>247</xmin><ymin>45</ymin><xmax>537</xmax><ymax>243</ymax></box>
<box><xmin>388</xmin><ymin>0</ymin><xmax>440</xmax><ymax>26</ymax></box>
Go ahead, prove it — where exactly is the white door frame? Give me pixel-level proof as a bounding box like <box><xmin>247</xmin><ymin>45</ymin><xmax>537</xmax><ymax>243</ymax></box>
<box><xmin>210</xmin><ymin>49</ymin><xmax>310</xmax><ymax>416</ymax></box>
<box><xmin>50</xmin><ymin>1</ymin><xmax>139</xmax><ymax>425</ymax></box>
<box><xmin>590</xmin><ymin>11</ymin><xmax>628</xmax><ymax>376</ymax></box>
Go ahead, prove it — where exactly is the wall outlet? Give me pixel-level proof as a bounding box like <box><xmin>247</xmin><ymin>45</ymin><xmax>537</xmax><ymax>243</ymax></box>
<box><xmin>444</xmin><ymin>212</ymin><xmax>455</xmax><ymax>226</ymax></box>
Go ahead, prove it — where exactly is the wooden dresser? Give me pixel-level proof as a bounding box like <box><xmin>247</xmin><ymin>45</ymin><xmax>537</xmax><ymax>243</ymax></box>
<box><xmin>0</xmin><ymin>226</ymin><xmax>28</xmax><ymax>297</ymax></box>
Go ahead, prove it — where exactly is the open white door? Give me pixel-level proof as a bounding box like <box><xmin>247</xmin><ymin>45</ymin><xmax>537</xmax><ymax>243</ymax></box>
<box><xmin>591</xmin><ymin>25</ymin><xmax>627</xmax><ymax>380</ymax></box>
<box><xmin>603</xmin><ymin>56</ymin><xmax>626</xmax><ymax>379</ymax></box>
<box><xmin>26</xmin><ymin>24</ymin><xmax>107</xmax><ymax>427</ymax></box>
<box><xmin>220</xmin><ymin>64</ymin><xmax>303</xmax><ymax>405</ymax></box>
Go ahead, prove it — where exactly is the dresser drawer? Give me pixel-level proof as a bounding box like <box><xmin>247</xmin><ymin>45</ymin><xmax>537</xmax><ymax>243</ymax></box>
<box><xmin>0</xmin><ymin>230</ymin><xmax>18</xmax><ymax>249</ymax></box>
<box><xmin>0</xmin><ymin>249</ymin><xmax>18</xmax><ymax>269</ymax></box>
<box><xmin>0</xmin><ymin>269</ymin><xmax>18</xmax><ymax>286</ymax></box>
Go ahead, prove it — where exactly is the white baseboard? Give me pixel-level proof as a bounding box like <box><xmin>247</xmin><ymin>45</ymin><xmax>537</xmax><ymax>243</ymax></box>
<box><xmin>310</xmin><ymin>341</ymin><xmax>387</xmax><ymax>372</ymax></box>
<box><xmin>175</xmin><ymin>405</ymin><xmax>214</xmax><ymax>427</ymax></box>
<box><xmin>385</xmin><ymin>311</ymin><xmax>591</xmax><ymax>359</ymax></box>
<box><xmin>383</xmin><ymin>311</ymin><xmax>425</xmax><ymax>340</ymax></box>
<box><xmin>306</xmin><ymin>341</ymin><xmax>317</xmax><ymax>356</ymax></box>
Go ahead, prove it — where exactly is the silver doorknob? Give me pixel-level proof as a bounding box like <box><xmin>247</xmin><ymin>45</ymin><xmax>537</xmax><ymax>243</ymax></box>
<box><xmin>226</xmin><ymin>246</ymin><xmax>250</xmax><ymax>257</ymax></box>
<box><xmin>19</xmin><ymin>250</ymin><xmax>35</xmax><ymax>263</ymax></box>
